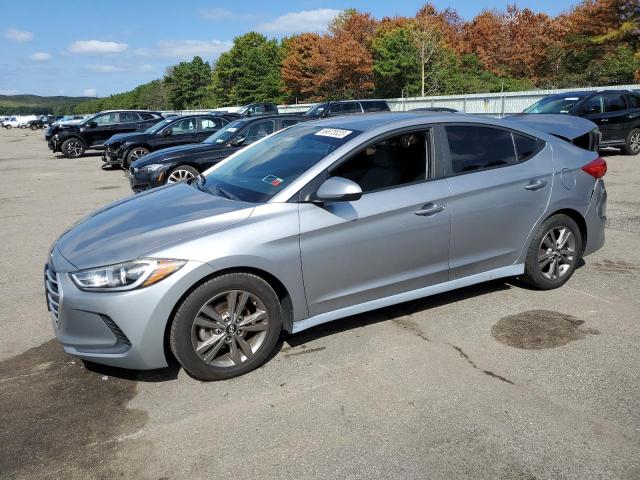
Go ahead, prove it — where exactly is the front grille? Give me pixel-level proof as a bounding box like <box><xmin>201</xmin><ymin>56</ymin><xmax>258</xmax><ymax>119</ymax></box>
<box><xmin>44</xmin><ymin>264</ymin><xmax>60</xmax><ymax>325</ymax></box>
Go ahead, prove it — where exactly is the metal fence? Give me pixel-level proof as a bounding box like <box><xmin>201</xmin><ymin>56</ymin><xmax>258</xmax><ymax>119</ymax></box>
<box><xmin>163</xmin><ymin>84</ymin><xmax>640</xmax><ymax>117</ymax></box>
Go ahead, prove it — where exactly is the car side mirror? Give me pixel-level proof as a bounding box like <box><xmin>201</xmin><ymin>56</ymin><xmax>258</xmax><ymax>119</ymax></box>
<box><xmin>88</xmin><ymin>121</ymin><xmax>98</xmax><ymax>128</ymax></box>
<box><xmin>163</xmin><ymin>127</ymin><xmax>173</xmax><ymax>136</ymax></box>
<box><xmin>314</xmin><ymin>177</ymin><xmax>362</xmax><ymax>203</ymax></box>
<box><xmin>229</xmin><ymin>135</ymin><xmax>246</xmax><ymax>147</ymax></box>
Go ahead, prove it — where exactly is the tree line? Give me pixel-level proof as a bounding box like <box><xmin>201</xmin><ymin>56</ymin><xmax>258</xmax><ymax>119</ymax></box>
<box><xmin>75</xmin><ymin>0</ymin><xmax>639</xmax><ymax>114</ymax></box>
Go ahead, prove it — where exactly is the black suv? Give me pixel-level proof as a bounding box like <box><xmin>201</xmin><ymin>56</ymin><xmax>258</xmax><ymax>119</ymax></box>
<box><xmin>523</xmin><ymin>90</ymin><xmax>640</xmax><ymax>154</ymax></box>
<box><xmin>102</xmin><ymin>114</ymin><xmax>235</xmax><ymax>169</ymax></box>
<box><xmin>47</xmin><ymin>110</ymin><xmax>164</xmax><ymax>158</ymax></box>
<box><xmin>128</xmin><ymin>114</ymin><xmax>307</xmax><ymax>192</ymax></box>
<box><xmin>304</xmin><ymin>100</ymin><xmax>390</xmax><ymax>118</ymax></box>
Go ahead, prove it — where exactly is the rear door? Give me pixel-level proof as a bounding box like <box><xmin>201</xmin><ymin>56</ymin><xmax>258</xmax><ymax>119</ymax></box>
<box><xmin>443</xmin><ymin>124</ymin><xmax>551</xmax><ymax>279</ymax></box>
<box><xmin>602</xmin><ymin>92</ymin><xmax>631</xmax><ymax>142</ymax></box>
<box><xmin>197</xmin><ymin>116</ymin><xmax>225</xmax><ymax>142</ymax></box>
<box><xmin>299</xmin><ymin>128</ymin><xmax>451</xmax><ymax>316</ymax></box>
<box><xmin>114</xmin><ymin>111</ymin><xmax>141</xmax><ymax>136</ymax></box>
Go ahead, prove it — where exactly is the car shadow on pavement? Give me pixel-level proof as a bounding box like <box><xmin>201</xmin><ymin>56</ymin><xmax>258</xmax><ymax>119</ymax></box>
<box><xmin>285</xmin><ymin>279</ymin><xmax>514</xmax><ymax>348</ymax></box>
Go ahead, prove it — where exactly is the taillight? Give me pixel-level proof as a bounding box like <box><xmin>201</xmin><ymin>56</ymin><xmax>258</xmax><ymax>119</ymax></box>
<box><xmin>582</xmin><ymin>157</ymin><xmax>607</xmax><ymax>178</ymax></box>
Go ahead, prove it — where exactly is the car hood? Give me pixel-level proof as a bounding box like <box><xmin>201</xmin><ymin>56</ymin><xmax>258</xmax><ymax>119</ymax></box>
<box><xmin>55</xmin><ymin>183</ymin><xmax>255</xmax><ymax>271</ymax></box>
<box><xmin>135</xmin><ymin>142</ymin><xmax>221</xmax><ymax>166</ymax></box>
<box><xmin>503</xmin><ymin>114</ymin><xmax>598</xmax><ymax>140</ymax></box>
<box><xmin>105</xmin><ymin>132</ymin><xmax>145</xmax><ymax>145</ymax></box>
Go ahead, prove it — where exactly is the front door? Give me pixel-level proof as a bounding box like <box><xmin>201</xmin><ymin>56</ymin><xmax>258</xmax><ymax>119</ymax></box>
<box><xmin>443</xmin><ymin>124</ymin><xmax>553</xmax><ymax>279</ymax></box>
<box><xmin>84</xmin><ymin>112</ymin><xmax>118</xmax><ymax>146</ymax></box>
<box><xmin>156</xmin><ymin>117</ymin><xmax>200</xmax><ymax>149</ymax></box>
<box><xmin>299</xmin><ymin>129</ymin><xmax>451</xmax><ymax>317</ymax></box>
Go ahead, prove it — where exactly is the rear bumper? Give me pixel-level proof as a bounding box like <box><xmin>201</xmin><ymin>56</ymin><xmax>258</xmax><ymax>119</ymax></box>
<box><xmin>583</xmin><ymin>179</ymin><xmax>607</xmax><ymax>257</ymax></box>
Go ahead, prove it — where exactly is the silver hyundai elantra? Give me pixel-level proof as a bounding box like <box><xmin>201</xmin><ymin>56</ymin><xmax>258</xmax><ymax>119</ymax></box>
<box><xmin>45</xmin><ymin>113</ymin><xmax>607</xmax><ymax>380</ymax></box>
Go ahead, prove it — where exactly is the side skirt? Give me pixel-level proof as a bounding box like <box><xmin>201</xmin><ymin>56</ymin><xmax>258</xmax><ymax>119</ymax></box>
<box><xmin>291</xmin><ymin>264</ymin><xmax>524</xmax><ymax>334</ymax></box>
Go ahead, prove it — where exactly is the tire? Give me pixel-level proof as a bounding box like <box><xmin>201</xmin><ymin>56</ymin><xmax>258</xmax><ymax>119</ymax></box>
<box><xmin>170</xmin><ymin>273</ymin><xmax>283</xmax><ymax>381</ymax></box>
<box><xmin>5</xmin><ymin>125</ymin><xmax>11</xmax><ymax>130</ymax></box>
<box><xmin>61</xmin><ymin>138</ymin><xmax>85</xmax><ymax>158</ymax></box>
<box><xmin>166</xmin><ymin>165</ymin><xmax>199</xmax><ymax>184</ymax></box>
<box><xmin>30</xmin><ymin>124</ymin><xmax>38</xmax><ymax>131</ymax></box>
<box><xmin>520</xmin><ymin>214</ymin><xmax>582</xmax><ymax>290</ymax></box>
<box><xmin>124</xmin><ymin>146</ymin><xmax>150</xmax><ymax>169</ymax></box>
<box><xmin>621</xmin><ymin>128</ymin><xmax>640</xmax><ymax>155</ymax></box>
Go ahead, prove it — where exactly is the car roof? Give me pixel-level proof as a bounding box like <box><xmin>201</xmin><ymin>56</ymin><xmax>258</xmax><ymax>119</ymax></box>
<box><xmin>97</xmin><ymin>109</ymin><xmax>161</xmax><ymax>114</ymax></box>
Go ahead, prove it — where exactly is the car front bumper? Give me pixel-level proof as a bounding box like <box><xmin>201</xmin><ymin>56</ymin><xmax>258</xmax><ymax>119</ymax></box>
<box><xmin>102</xmin><ymin>145</ymin><xmax>124</xmax><ymax>167</ymax></box>
<box><xmin>45</xmin><ymin>251</ymin><xmax>215</xmax><ymax>370</ymax></box>
<box><xmin>128</xmin><ymin>165</ymin><xmax>169</xmax><ymax>193</ymax></box>
<box><xmin>47</xmin><ymin>138</ymin><xmax>60</xmax><ymax>153</ymax></box>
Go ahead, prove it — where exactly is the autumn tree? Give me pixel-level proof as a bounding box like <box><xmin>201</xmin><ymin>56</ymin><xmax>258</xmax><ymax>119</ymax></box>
<box><xmin>281</xmin><ymin>33</ymin><xmax>330</xmax><ymax>101</ymax></box>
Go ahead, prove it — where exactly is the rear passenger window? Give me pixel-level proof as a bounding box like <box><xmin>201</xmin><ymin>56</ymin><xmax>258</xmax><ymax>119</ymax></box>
<box><xmin>342</xmin><ymin>102</ymin><xmax>360</xmax><ymax>114</ymax></box>
<box><xmin>119</xmin><ymin>112</ymin><xmax>140</xmax><ymax>123</ymax></box>
<box><xmin>140</xmin><ymin>113</ymin><xmax>155</xmax><ymax>120</ymax></box>
<box><xmin>627</xmin><ymin>94</ymin><xmax>640</xmax><ymax>109</ymax></box>
<box><xmin>514</xmin><ymin>134</ymin><xmax>540</xmax><ymax>161</ymax></box>
<box><xmin>363</xmin><ymin>101</ymin><xmax>389</xmax><ymax>112</ymax></box>
<box><xmin>331</xmin><ymin>131</ymin><xmax>428</xmax><ymax>193</ymax></box>
<box><xmin>281</xmin><ymin>119</ymin><xmax>301</xmax><ymax>128</ymax></box>
<box><xmin>605</xmin><ymin>94</ymin><xmax>627</xmax><ymax>112</ymax></box>
<box><xmin>446</xmin><ymin>126</ymin><xmax>516</xmax><ymax>174</ymax></box>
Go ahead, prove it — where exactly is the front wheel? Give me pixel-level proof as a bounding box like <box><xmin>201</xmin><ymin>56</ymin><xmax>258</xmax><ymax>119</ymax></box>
<box><xmin>621</xmin><ymin>128</ymin><xmax>640</xmax><ymax>155</ymax></box>
<box><xmin>61</xmin><ymin>138</ymin><xmax>85</xmax><ymax>158</ymax></box>
<box><xmin>166</xmin><ymin>165</ymin><xmax>199</xmax><ymax>184</ymax></box>
<box><xmin>170</xmin><ymin>273</ymin><xmax>283</xmax><ymax>381</ymax></box>
<box><xmin>30</xmin><ymin>124</ymin><xmax>38</xmax><ymax>130</ymax></box>
<box><xmin>124</xmin><ymin>146</ymin><xmax>150</xmax><ymax>169</ymax></box>
<box><xmin>520</xmin><ymin>214</ymin><xmax>582</xmax><ymax>290</ymax></box>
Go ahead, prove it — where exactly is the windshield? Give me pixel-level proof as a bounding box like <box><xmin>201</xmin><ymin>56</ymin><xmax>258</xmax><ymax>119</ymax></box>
<box><xmin>524</xmin><ymin>96</ymin><xmax>583</xmax><ymax>114</ymax></box>
<box><xmin>202</xmin><ymin>125</ymin><xmax>361</xmax><ymax>203</ymax></box>
<box><xmin>203</xmin><ymin>120</ymin><xmax>248</xmax><ymax>144</ymax></box>
<box><xmin>145</xmin><ymin>118</ymin><xmax>174</xmax><ymax>134</ymax></box>
<box><xmin>305</xmin><ymin>104</ymin><xmax>327</xmax><ymax>116</ymax></box>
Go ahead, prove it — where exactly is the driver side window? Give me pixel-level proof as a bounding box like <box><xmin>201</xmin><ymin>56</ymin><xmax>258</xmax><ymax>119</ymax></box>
<box><xmin>331</xmin><ymin>131</ymin><xmax>429</xmax><ymax>193</ymax></box>
<box><xmin>244</xmin><ymin>120</ymin><xmax>275</xmax><ymax>144</ymax></box>
<box><xmin>171</xmin><ymin>118</ymin><xmax>197</xmax><ymax>134</ymax></box>
<box><xmin>94</xmin><ymin>113</ymin><xmax>116</xmax><ymax>126</ymax></box>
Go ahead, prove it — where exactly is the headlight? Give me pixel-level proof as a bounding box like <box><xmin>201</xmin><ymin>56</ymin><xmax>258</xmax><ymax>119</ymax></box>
<box><xmin>70</xmin><ymin>258</ymin><xmax>186</xmax><ymax>291</ymax></box>
<box><xmin>54</xmin><ymin>134</ymin><xmax>59</xmax><ymax>140</ymax></box>
<box><xmin>143</xmin><ymin>164</ymin><xmax>164</xmax><ymax>173</ymax></box>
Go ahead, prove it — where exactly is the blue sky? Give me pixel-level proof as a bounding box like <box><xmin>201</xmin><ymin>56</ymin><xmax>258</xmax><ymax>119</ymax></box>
<box><xmin>1</xmin><ymin>0</ymin><xmax>578</xmax><ymax>97</ymax></box>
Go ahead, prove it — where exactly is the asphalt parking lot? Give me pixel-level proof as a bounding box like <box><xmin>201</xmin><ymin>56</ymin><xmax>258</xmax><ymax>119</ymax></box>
<box><xmin>0</xmin><ymin>127</ymin><xmax>639</xmax><ymax>480</ymax></box>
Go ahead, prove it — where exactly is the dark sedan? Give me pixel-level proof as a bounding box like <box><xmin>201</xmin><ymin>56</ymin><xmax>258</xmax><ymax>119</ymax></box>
<box><xmin>102</xmin><ymin>114</ymin><xmax>235</xmax><ymax>169</ymax></box>
<box><xmin>128</xmin><ymin>114</ymin><xmax>307</xmax><ymax>192</ymax></box>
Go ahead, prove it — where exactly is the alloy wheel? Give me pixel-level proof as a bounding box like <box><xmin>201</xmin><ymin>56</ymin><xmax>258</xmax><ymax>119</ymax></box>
<box><xmin>630</xmin><ymin>132</ymin><xmax>640</xmax><ymax>153</ymax></box>
<box><xmin>190</xmin><ymin>290</ymin><xmax>269</xmax><ymax>367</ymax></box>
<box><xmin>129</xmin><ymin>148</ymin><xmax>148</xmax><ymax>161</ymax></box>
<box><xmin>538</xmin><ymin>226</ymin><xmax>576</xmax><ymax>280</ymax></box>
<box><xmin>66</xmin><ymin>140</ymin><xmax>83</xmax><ymax>157</ymax></box>
<box><xmin>167</xmin><ymin>169</ymin><xmax>195</xmax><ymax>183</ymax></box>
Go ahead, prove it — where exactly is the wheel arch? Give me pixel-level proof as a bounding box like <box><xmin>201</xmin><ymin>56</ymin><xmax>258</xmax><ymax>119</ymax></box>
<box><xmin>162</xmin><ymin>266</ymin><xmax>295</xmax><ymax>365</ymax></box>
<box><xmin>543</xmin><ymin>208</ymin><xmax>588</xmax><ymax>254</ymax></box>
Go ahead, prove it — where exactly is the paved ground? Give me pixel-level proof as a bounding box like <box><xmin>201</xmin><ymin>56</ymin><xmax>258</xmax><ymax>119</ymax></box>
<box><xmin>0</xmin><ymin>127</ymin><xmax>639</xmax><ymax>480</ymax></box>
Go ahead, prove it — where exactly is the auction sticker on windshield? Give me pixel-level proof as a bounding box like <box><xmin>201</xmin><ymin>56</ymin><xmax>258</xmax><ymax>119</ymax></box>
<box><xmin>315</xmin><ymin>128</ymin><xmax>353</xmax><ymax>139</ymax></box>
<box><xmin>262</xmin><ymin>175</ymin><xmax>284</xmax><ymax>187</ymax></box>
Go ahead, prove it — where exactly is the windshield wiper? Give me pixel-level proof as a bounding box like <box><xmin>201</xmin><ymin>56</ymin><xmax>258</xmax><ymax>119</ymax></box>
<box><xmin>211</xmin><ymin>183</ymin><xmax>237</xmax><ymax>200</ymax></box>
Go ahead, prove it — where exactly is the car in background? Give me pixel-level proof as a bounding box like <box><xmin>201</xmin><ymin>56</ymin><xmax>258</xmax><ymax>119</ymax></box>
<box><xmin>410</xmin><ymin>107</ymin><xmax>459</xmax><ymax>113</ymax></box>
<box><xmin>47</xmin><ymin>110</ymin><xmax>164</xmax><ymax>158</ymax></box>
<box><xmin>16</xmin><ymin>115</ymin><xmax>38</xmax><ymax>128</ymax></box>
<box><xmin>102</xmin><ymin>114</ymin><xmax>236</xmax><ymax>169</ymax></box>
<box><xmin>128</xmin><ymin>114</ymin><xmax>307</xmax><ymax>192</ymax></box>
<box><xmin>304</xmin><ymin>100</ymin><xmax>390</xmax><ymax>118</ymax></box>
<box><xmin>28</xmin><ymin>115</ymin><xmax>64</xmax><ymax>130</ymax></box>
<box><xmin>522</xmin><ymin>90</ymin><xmax>640</xmax><ymax>154</ymax></box>
<box><xmin>47</xmin><ymin>112</ymin><xmax>607</xmax><ymax>380</ymax></box>
<box><xmin>2</xmin><ymin>116</ymin><xmax>19</xmax><ymax>129</ymax></box>
<box><xmin>236</xmin><ymin>103</ymin><xmax>279</xmax><ymax>116</ymax></box>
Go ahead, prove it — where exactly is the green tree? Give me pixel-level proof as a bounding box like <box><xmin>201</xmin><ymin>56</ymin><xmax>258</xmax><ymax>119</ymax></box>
<box><xmin>372</xmin><ymin>27</ymin><xmax>420</xmax><ymax>97</ymax></box>
<box><xmin>164</xmin><ymin>56</ymin><xmax>212</xmax><ymax>109</ymax></box>
<box><xmin>209</xmin><ymin>32</ymin><xmax>285</xmax><ymax>107</ymax></box>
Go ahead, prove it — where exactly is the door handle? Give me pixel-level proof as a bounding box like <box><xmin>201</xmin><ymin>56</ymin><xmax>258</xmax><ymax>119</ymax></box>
<box><xmin>524</xmin><ymin>180</ymin><xmax>547</xmax><ymax>191</ymax></box>
<box><xmin>415</xmin><ymin>203</ymin><xmax>444</xmax><ymax>216</ymax></box>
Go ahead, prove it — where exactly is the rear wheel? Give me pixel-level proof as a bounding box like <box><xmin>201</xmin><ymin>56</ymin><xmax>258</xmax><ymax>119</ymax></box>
<box><xmin>124</xmin><ymin>146</ymin><xmax>150</xmax><ymax>169</ymax></box>
<box><xmin>520</xmin><ymin>214</ymin><xmax>582</xmax><ymax>290</ymax></box>
<box><xmin>621</xmin><ymin>128</ymin><xmax>640</xmax><ymax>155</ymax></box>
<box><xmin>170</xmin><ymin>273</ymin><xmax>282</xmax><ymax>381</ymax></box>
<box><xmin>61</xmin><ymin>138</ymin><xmax>85</xmax><ymax>158</ymax></box>
<box><xmin>30</xmin><ymin>124</ymin><xmax>38</xmax><ymax>130</ymax></box>
<box><xmin>166</xmin><ymin>165</ymin><xmax>198</xmax><ymax>184</ymax></box>
<box><xmin>5</xmin><ymin>125</ymin><xmax>11</xmax><ymax>130</ymax></box>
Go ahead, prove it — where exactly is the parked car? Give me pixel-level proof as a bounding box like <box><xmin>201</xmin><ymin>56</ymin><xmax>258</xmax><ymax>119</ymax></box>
<box><xmin>128</xmin><ymin>114</ymin><xmax>307</xmax><ymax>192</ymax></box>
<box><xmin>304</xmin><ymin>100</ymin><xmax>390</xmax><ymax>118</ymax></box>
<box><xmin>46</xmin><ymin>112</ymin><xmax>606</xmax><ymax>380</ymax></box>
<box><xmin>2</xmin><ymin>116</ymin><xmax>19</xmax><ymax>129</ymax></box>
<box><xmin>236</xmin><ymin>103</ymin><xmax>279</xmax><ymax>116</ymax></box>
<box><xmin>410</xmin><ymin>107</ymin><xmax>459</xmax><ymax>113</ymax></box>
<box><xmin>28</xmin><ymin>115</ymin><xmax>64</xmax><ymax>130</ymax></box>
<box><xmin>47</xmin><ymin>110</ymin><xmax>164</xmax><ymax>158</ymax></box>
<box><xmin>17</xmin><ymin>115</ymin><xmax>38</xmax><ymax>128</ymax></box>
<box><xmin>102</xmin><ymin>114</ymin><xmax>236</xmax><ymax>169</ymax></box>
<box><xmin>522</xmin><ymin>89</ymin><xmax>640</xmax><ymax>154</ymax></box>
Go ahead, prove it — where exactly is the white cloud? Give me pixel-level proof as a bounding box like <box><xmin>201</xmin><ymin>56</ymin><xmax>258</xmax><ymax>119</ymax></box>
<box><xmin>4</xmin><ymin>28</ymin><xmax>33</xmax><ymax>43</ymax></box>
<box><xmin>136</xmin><ymin>40</ymin><xmax>232</xmax><ymax>59</ymax></box>
<box><xmin>30</xmin><ymin>52</ymin><xmax>51</xmax><ymax>61</ymax></box>
<box><xmin>86</xmin><ymin>63</ymin><xmax>153</xmax><ymax>73</ymax></box>
<box><xmin>83</xmin><ymin>88</ymin><xmax>98</xmax><ymax>97</ymax></box>
<box><xmin>199</xmin><ymin>8</ymin><xmax>255</xmax><ymax>21</ymax></box>
<box><xmin>257</xmin><ymin>9</ymin><xmax>340</xmax><ymax>34</ymax></box>
<box><xmin>68</xmin><ymin>40</ymin><xmax>128</xmax><ymax>55</ymax></box>
<box><xmin>0</xmin><ymin>89</ymin><xmax>20</xmax><ymax>95</ymax></box>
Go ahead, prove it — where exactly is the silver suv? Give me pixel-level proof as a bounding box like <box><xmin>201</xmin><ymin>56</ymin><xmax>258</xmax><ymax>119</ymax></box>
<box><xmin>46</xmin><ymin>113</ymin><xmax>607</xmax><ymax>380</ymax></box>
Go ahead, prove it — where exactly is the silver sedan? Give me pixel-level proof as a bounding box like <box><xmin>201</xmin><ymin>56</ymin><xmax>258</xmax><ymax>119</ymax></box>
<box><xmin>45</xmin><ymin>113</ymin><xmax>607</xmax><ymax>380</ymax></box>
